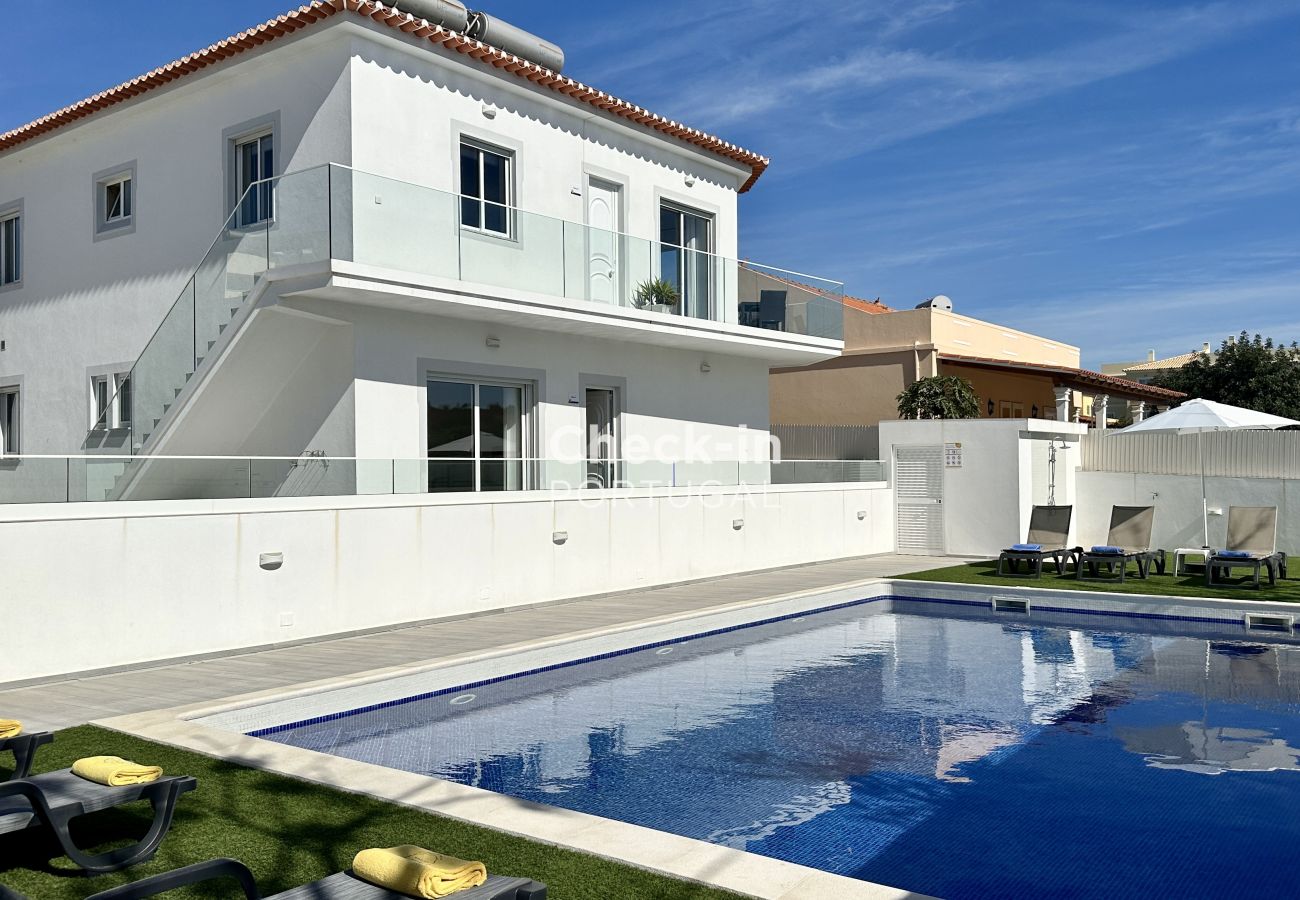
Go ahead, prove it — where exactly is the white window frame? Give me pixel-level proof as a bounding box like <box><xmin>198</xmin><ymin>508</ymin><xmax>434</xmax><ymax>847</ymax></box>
<box><xmin>458</xmin><ymin>139</ymin><xmax>515</xmax><ymax>239</ymax></box>
<box><xmin>90</xmin><ymin>371</ymin><xmax>132</xmax><ymax>430</ymax></box>
<box><xmin>0</xmin><ymin>207</ymin><xmax>20</xmax><ymax>288</ymax></box>
<box><xmin>0</xmin><ymin>386</ymin><xmax>19</xmax><ymax>455</ymax></box>
<box><xmin>233</xmin><ymin>130</ymin><xmax>275</xmax><ymax>228</ymax></box>
<box><xmin>93</xmin><ymin>163</ymin><xmax>136</xmax><ymax>240</ymax></box>
<box><xmin>426</xmin><ymin>374</ymin><xmax>533</xmax><ymax>492</ymax></box>
<box><xmin>658</xmin><ymin>200</ymin><xmax>715</xmax><ymax>318</ymax></box>
<box><xmin>103</xmin><ymin>174</ymin><xmax>132</xmax><ymax>224</ymax></box>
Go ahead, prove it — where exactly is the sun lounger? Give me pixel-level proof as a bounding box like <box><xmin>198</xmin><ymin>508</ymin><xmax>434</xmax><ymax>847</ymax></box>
<box><xmin>83</xmin><ymin>856</ymin><xmax>547</xmax><ymax>899</ymax></box>
<box><xmin>0</xmin><ymin>732</ymin><xmax>53</xmax><ymax>783</ymax></box>
<box><xmin>0</xmin><ymin>769</ymin><xmax>196</xmax><ymax>873</ymax></box>
<box><xmin>1206</xmin><ymin>506</ymin><xmax>1288</xmax><ymax>589</ymax></box>
<box><xmin>1076</xmin><ymin>506</ymin><xmax>1164</xmax><ymax>583</ymax></box>
<box><xmin>997</xmin><ymin>505</ymin><xmax>1076</xmax><ymax>577</ymax></box>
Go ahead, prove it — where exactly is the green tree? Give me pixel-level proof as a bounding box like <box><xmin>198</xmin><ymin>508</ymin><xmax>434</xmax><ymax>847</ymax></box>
<box><xmin>1151</xmin><ymin>332</ymin><xmax>1300</xmax><ymax>418</ymax></box>
<box><xmin>896</xmin><ymin>375</ymin><xmax>982</xmax><ymax>419</ymax></box>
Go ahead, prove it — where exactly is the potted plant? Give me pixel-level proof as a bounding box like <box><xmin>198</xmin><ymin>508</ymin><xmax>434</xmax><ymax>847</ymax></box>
<box><xmin>634</xmin><ymin>278</ymin><xmax>680</xmax><ymax>314</ymax></box>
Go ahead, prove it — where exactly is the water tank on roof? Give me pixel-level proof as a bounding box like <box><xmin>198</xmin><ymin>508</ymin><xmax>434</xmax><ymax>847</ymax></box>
<box><xmin>916</xmin><ymin>294</ymin><xmax>953</xmax><ymax>311</ymax></box>
<box><xmin>395</xmin><ymin>0</ymin><xmax>470</xmax><ymax>32</ymax></box>
<box><xmin>467</xmin><ymin>12</ymin><xmax>565</xmax><ymax>72</ymax></box>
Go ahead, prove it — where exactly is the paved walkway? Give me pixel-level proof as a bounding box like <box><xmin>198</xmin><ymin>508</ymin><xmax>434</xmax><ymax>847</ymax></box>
<box><xmin>3</xmin><ymin>553</ymin><xmax>959</xmax><ymax>731</ymax></box>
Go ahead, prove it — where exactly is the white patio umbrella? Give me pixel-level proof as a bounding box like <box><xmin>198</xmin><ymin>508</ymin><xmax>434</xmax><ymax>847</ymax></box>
<box><xmin>1113</xmin><ymin>398</ymin><xmax>1299</xmax><ymax>547</ymax></box>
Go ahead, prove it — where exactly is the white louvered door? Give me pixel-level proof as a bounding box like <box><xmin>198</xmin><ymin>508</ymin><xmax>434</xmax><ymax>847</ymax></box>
<box><xmin>895</xmin><ymin>446</ymin><xmax>945</xmax><ymax>554</ymax></box>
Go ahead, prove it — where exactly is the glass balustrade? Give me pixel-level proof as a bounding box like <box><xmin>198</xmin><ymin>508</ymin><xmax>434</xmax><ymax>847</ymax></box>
<box><xmin>81</xmin><ymin>164</ymin><xmax>845</xmax><ymax>459</ymax></box>
<box><xmin>0</xmin><ymin>457</ymin><xmax>887</xmax><ymax>504</ymax></box>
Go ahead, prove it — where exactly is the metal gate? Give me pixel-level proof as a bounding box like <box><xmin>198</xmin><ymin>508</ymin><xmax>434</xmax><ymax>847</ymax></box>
<box><xmin>895</xmin><ymin>445</ymin><xmax>945</xmax><ymax>554</ymax></box>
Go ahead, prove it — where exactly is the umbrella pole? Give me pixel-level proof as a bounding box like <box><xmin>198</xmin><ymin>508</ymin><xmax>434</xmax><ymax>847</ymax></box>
<box><xmin>1200</xmin><ymin>430</ymin><xmax>1208</xmax><ymax>549</ymax></box>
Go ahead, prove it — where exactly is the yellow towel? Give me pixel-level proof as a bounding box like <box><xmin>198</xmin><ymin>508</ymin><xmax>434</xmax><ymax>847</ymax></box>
<box><xmin>0</xmin><ymin>719</ymin><xmax>20</xmax><ymax>740</ymax></box>
<box><xmin>71</xmin><ymin>755</ymin><xmax>163</xmax><ymax>787</ymax></box>
<box><xmin>352</xmin><ymin>845</ymin><xmax>488</xmax><ymax>899</ymax></box>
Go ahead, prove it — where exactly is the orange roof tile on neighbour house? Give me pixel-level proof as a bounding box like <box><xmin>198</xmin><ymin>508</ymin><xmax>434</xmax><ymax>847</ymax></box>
<box><xmin>842</xmin><ymin>295</ymin><xmax>892</xmax><ymax>315</ymax></box>
<box><xmin>0</xmin><ymin>1</ymin><xmax>770</xmax><ymax>192</ymax></box>
<box><xmin>1122</xmin><ymin>350</ymin><xmax>1206</xmax><ymax>372</ymax></box>
<box><xmin>741</xmin><ymin>264</ymin><xmax>891</xmax><ymax>314</ymax></box>
<box><xmin>938</xmin><ymin>353</ymin><xmax>1186</xmax><ymax>402</ymax></box>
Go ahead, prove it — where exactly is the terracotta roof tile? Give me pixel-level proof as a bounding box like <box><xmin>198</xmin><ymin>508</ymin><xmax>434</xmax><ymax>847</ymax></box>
<box><xmin>938</xmin><ymin>353</ymin><xmax>1186</xmax><ymax>401</ymax></box>
<box><xmin>1123</xmin><ymin>350</ymin><xmax>1207</xmax><ymax>372</ymax></box>
<box><xmin>842</xmin><ymin>295</ymin><xmax>892</xmax><ymax>315</ymax></box>
<box><xmin>738</xmin><ymin>264</ymin><xmax>889</xmax><ymax>313</ymax></box>
<box><xmin>0</xmin><ymin>1</ymin><xmax>770</xmax><ymax>191</ymax></box>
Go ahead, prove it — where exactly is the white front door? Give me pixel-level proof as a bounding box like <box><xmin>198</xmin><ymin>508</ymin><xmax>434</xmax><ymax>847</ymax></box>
<box><xmin>586</xmin><ymin>178</ymin><xmax>621</xmax><ymax>304</ymax></box>
<box><xmin>895</xmin><ymin>445</ymin><xmax>945</xmax><ymax>554</ymax></box>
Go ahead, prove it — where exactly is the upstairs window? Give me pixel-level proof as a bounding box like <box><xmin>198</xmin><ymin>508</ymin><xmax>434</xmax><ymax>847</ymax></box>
<box><xmin>0</xmin><ymin>211</ymin><xmax>19</xmax><ymax>286</ymax></box>
<box><xmin>234</xmin><ymin>132</ymin><xmax>274</xmax><ymax>227</ymax></box>
<box><xmin>459</xmin><ymin>140</ymin><xmax>512</xmax><ymax>237</ymax></box>
<box><xmin>659</xmin><ymin>202</ymin><xmax>713</xmax><ymax>318</ymax></box>
<box><xmin>94</xmin><ymin>164</ymin><xmax>136</xmax><ymax>238</ymax></box>
<box><xmin>104</xmin><ymin>176</ymin><xmax>132</xmax><ymax>223</ymax></box>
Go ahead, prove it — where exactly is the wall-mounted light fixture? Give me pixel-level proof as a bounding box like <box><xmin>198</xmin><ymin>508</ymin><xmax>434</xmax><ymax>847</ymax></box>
<box><xmin>1031</xmin><ymin>404</ymin><xmax>1039</xmax><ymax>418</ymax></box>
<box><xmin>700</xmin><ymin>362</ymin><xmax>711</xmax><ymax>374</ymax></box>
<box><xmin>732</xmin><ymin>518</ymin><xmax>744</xmax><ymax>530</ymax></box>
<box><xmin>259</xmin><ymin>552</ymin><xmax>284</xmax><ymax>571</ymax></box>
<box><xmin>685</xmin><ymin>175</ymin><xmax>696</xmax><ymax>187</ymax></box>
<box><xmin>485</xmin><ymin>336</ymin><xmax>501</xmax><ymax>349</ymax></box>
<box><xmin>856</xmin><ymin>510</ymin><xmax>867</xmax><ymax>520</ymax></box>
<box><xmin>987</xmin><ymin>399</ymin><xmax>995</xmax><ymax>416</ymax></box>
<box><xmin>552</xmin><ymin>530</ymin><xmax>568</xmax><ymax>545</ymax></box>
<box><xmin>481</xmin><ymin>103</ymin><xmax>497</xmax><ymax>119</ymax></box>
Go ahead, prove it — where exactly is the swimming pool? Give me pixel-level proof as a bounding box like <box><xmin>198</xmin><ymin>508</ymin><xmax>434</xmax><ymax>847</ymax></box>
<box><xmin>256</xmin><ymin>599</ymin><xmax>1300</xmax><ymax>898</ymax></box>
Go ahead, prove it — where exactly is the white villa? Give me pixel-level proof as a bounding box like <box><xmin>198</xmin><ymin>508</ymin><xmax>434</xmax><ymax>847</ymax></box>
<box><xmin>0</xmin><ymin>0</ymin><xmax>850</xmax><ymax>495</ymax></box>
<box><xmin>0</xmin><ymin>0</ymin><xmax>891</xmax><ymax>683</ymax></box>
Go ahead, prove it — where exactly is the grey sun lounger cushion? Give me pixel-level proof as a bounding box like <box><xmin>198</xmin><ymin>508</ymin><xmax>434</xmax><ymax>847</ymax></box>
<box><xmin>1077</xmin><ymin>506</ymin><xmax>1163</xmax><ymax>582</ymax></box>
<box><xmin>0</xmin><ymin>769</ymin><xmax>196</xmax><ymax>873</ymax></box>
<box><xmin>83</xmin><ymin>857</ymin><xmax>547</xmax><ymax>900</ymax></box>
<box><xmin>998</xmin><ymin>505</ymin><xmax>1075</xmax><ymax>577</ymax></box>
<box><xmin>0</xmin><ymin>732</ymin><xmax>53</xmax><ymax>782</ymax></box>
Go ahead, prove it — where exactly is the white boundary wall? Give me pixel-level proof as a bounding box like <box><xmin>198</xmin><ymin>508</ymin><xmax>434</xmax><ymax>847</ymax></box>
<box><xmin>880</xmin><ymin>418</ymin><xmax>1086</xmax><ymax>557</ymax></box>
<box><xmin>1077</xmin><ymin>470</ymin><xmax>1300</xmax><ymax>554</ymax></box>
<box><xmin>0</xmin><ymin>483</ymin><xmax>891</xmax><ymax>684</ymax></box>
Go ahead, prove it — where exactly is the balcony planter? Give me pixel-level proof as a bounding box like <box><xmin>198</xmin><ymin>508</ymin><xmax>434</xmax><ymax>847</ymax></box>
<box><xmin>634</xmin><ymin>278</ymin><xmax>680</xmax><ymax>316</ymax></box>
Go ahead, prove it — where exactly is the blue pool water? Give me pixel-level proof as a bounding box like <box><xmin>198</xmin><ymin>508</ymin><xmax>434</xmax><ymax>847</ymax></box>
<box><xmin>263</xmin><ymin>601</ymin><xmax>1300</xmax><ymax>898</ymax></box>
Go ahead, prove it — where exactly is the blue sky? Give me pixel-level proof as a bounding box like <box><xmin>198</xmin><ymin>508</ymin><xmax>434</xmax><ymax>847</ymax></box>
<box><xmin>4</xmin><ymin>1</ymin><xmax>1299</xmax><ymax>367</ymax></box>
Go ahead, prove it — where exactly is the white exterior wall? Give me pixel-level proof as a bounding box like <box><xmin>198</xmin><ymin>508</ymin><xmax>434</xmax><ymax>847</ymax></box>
<box><xmin>323</xmin><ymin>300</ymin><xmax>772</xmax><ymax>465</ymax></box>
<box><xmin>0</xmin><ymin>19</ymin><xmax>754</xmax><ymax>457</ymax></box>
<box><xmin>880</xmin><ymin>418</ymin><xmax>1085</xmax><ymax>557</ymax></box>
<box><xmin>345</xmin><ymin>23</ymin><xmax>744</xmax><ymax>260</ymax></box>
<box><xmin>1076</xmin><ymin>470</ymin><xmax>1300</xmax><ymax>554</ymax></box>
<box><xmin>0</xmin><ymin>29</ymin><xmax>355</xmax><ymax>454</ymax></box>
<box><xmin>0</xmin><ymin>483</ymin><xmax>892</xmax><ymax>684</ymax></box>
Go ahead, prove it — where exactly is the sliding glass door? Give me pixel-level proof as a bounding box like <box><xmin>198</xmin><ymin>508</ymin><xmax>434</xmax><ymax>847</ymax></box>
<box><xmin>427</xmin><ymin>378</ymin><xmax>526</xmax><ymax>492</ymax></box>
<box><xmin>660</xmin><ymin>203</ymin><xmax>713</xmax><ymax>319</ymax></box>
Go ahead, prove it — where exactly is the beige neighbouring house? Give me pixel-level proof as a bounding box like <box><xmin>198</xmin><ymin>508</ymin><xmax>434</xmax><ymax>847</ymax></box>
<box><xmin>770</xmin><ymin>297</ymin><xmax>1183</xmax><ymax>438</ymax></box>
<box><xmin>1102</xmin><ymin>343</ymin><xmax>1215</xmax><ymax>384</ymax></box>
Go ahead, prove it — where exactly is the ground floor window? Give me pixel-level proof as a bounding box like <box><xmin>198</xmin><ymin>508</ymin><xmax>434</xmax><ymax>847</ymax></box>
<box><xmin>0</xmin><ymin>387</ymin><xmax>18</xmax><ymax>454</ymax></box>
<box><xmin>426</xmin><ymin>377</ymin><xmax>528</xmax><ymax>492</ymax></box>
<box><xmin>585</xmin><ymin>386</ymin><xmax>620</xmax><ymax>488</ymax></box>
<box><xmin>91</xmin><ymin>372</ymin><xmax>132</xmax><ymax>429</ymax></box>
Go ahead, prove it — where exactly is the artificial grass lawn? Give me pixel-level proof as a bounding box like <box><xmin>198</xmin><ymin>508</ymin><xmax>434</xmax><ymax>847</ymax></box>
<box><xmin>897</xmin><ymin>556</ymin><xmax>1300</xmax><ymax>601</ymax></box>
<box><xmin>0</xmin><ymin>725</ymin><xmax>743</xmax><ymax>900</ymax></box>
